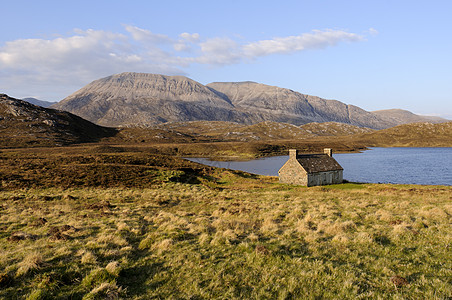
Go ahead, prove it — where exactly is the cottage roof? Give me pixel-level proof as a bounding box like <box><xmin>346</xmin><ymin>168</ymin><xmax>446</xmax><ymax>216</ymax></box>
<box><xmin>296</xmin><ymin>154</ymin><xmax>343</xmax><ymax>173</ymax></box>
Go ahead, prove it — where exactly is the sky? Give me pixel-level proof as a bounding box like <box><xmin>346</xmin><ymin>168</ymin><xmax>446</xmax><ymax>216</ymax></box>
<box><xmin>1</xmin><ymin>0</ymin><xmax>451</xmax><ymax>119</ymax></box>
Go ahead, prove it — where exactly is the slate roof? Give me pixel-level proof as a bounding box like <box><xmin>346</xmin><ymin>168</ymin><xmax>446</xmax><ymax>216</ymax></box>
<box><xmin>296</xmin><ymin>154</ymin><xmax>343</xmax><ymax>173</ymax></box>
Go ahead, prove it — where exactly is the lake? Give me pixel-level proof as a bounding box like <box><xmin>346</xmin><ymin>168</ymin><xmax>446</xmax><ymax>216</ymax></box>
<box><xmin>186</xmin><ymin>147</ymin><xmax>452</xmax><ymax>186</ymax></box>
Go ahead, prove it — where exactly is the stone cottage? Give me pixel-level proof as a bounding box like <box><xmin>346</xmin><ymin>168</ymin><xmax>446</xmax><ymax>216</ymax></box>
<box><xmin>278</xmin><ymin>148</ymin><xmax>343</xmax><ymax>186</ymax></box>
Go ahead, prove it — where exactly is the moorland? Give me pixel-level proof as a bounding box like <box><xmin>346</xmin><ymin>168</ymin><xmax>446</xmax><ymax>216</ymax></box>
<box><xmin>0</xmin><ymin>144</ymin><xmax>451</xmax><ymax>299</ymax></box>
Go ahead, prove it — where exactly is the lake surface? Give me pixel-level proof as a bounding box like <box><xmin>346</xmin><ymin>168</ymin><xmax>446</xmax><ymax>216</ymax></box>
<box><xmin>186</xmin><ymin>147</ymin><xmax>452</xmax><ymax>186</ymax></box>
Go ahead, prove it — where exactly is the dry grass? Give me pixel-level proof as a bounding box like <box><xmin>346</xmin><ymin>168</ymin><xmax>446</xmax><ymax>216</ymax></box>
<box><xmin>16</xmin><ymin>252</ymin><xmax>43</xmax><ymax>277</ymax></box>
<box><xmin>80</xmin><ymin>251</ymin><xmax>98</xmax><ymax>265</ymax></box>
<box><xmin>0</xmin><ymin>174</ymin><xmax>450</xmax><ymax>298</ymax></box>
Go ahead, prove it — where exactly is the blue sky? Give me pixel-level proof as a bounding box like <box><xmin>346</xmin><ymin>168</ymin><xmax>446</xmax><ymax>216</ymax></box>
<box><xmin>1</xmin><ymin>0</ymin><xmax>451</xmax><ymax>118</ymax></box>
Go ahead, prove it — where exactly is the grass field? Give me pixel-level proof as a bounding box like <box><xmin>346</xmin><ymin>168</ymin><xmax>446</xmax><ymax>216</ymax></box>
<box><xmin>0</xmin><ymin>168</ymin><xmax>450</xmax><ymax>299</ymax></box>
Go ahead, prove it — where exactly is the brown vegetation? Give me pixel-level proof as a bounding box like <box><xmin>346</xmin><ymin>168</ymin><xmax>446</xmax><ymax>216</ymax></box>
<box><xmin>0</xmin><ymin>145</ymin><xmax>215</xmax><ymax>189</ymax></box>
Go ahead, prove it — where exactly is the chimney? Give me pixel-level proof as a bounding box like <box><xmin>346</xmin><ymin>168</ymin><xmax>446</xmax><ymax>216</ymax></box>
<box><xmin>289</xmin><ymin>149</ymin><xmax>298</xmax><ymax>158</ymax></box>
<box><xmin>324</xmin><ymin>148</ymin><xmax>333</xmax><ymax>157</ymax></box>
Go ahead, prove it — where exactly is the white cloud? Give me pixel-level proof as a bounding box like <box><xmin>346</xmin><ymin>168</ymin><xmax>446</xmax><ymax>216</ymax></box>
<box><xmin>180</xmin><ymin>32</ymin><xmax>200</xmax><ymax>43</ymax></box>
<box><xmin>0</xmin><ymin>30</ymin><xmax>127</xmax><ymax>70</ymax></box>
<box><xmin>194</xmin><ymin>37</ymin><xmax>242</xmax><ymax>65</ymax></box>
<box><xmin>0</xmin><ymin>26</ymin><xmax>368</xmax><ymax>100</ymax></box>
<box><xmin>124</xmin><ymin>25</ymin><xmax>171</xmax><ymax>43</ymax></box>
<box><xmin>243</xmin><ymin>29</ymin><xmax>365</xmax><ymax>57</ymax></box>
<box><xmin>173</xmin><ymin>33</ymin><xmax>201</xmax><ymax>52</ymax></box>
<box><xmin>173</xmin><ymin>42</ymin><xmax>190</xmax><ymax>52</ymax></box>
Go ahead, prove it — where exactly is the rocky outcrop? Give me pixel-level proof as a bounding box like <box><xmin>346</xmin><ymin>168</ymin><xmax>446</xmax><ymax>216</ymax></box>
<box><xmin>0</xmin><ymin>94</ymin><xmax>116</xmax><ymax>147</ymax></box>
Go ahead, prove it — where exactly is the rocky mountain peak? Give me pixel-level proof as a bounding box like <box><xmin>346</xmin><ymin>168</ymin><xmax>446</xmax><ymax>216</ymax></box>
<box><xmin>76</xmin><ymin>72</ymin><xmax>231</xmax><ymax>103</ymax></box>
<box><xmin>52</xmin><ymin>73</ymin><xmax>242</xmax><ymax>127</ymax></box>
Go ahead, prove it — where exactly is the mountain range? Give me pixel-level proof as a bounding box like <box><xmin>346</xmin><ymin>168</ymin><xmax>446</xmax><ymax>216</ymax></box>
<box><xmin>1</xmin><ymin>93</ymin><xmax>451</xmax><ymax>149</ymax></box>
<box><xmin>53</xmin><ymin>72</ymin><xmax>448</xmax><ymax>129</ymax></box>
<box><xmin>22</xmin><ymin>97</ymin><xmax>57</xmax><ymax>108</ymax></box>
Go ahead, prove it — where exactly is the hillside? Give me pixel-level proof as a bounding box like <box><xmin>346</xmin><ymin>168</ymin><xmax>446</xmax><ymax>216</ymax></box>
<box><xmin>53</xmin><ymin>72</ymin><xmax>403</xmax><ymax>129</ymax></box>
<box><xmin>351</xmin><ymin>122</ymin><xmax>452</xmax><ymax>147</ymax></box>
<box><xmin>207</xmin><ymin>81</ymin><xmax>393</xmax><ymax>129</ymax></box>
<box><xmin>0</xmin><ymin>94</ymin><xmax>116</xmax><ymax>147</ymax></box>
<box><xmin>300</xmin><ymin>122</ymin><xmax>375</xmax><ymax>136</ymax></box>
<box><xmin>151</xmin><ymin>121</ymin><xmax>313</xmax><ymax>141</ymax></box>
<box><xmin>135</xmin><ymin>121</ymin><xmax>374</xmax><ymax>142</ymax></box>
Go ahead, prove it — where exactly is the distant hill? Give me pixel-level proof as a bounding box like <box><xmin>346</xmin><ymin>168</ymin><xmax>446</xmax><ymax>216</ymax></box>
<box><xmin>22</xmin><ymin>97</ymin><xmax>57</xmax><ymax>108</ymax></box>
<box><xmin>53</xmin><ymin>72</ymin><xmax>399</xmax><ymax>129</ymax></box>
<box><xmin>160</xmin><ymin>121</ymin><xmax>315</xmax><ymax>141</ymax></box>
<box><xmin>126</xmin><ymin>120</ymin><xmax>374</xmax><ymax>143</ymax></box>
<box><xmin>0</xmin><ymin>94</ymin><xmax>116</xmax><ymax>147</ymax></box>
<box><xmin>372</xmin><ymin>109</ymin><xmax>448</xmax><ymax>126</ymax></box>
<box><xmin>351</xmin><ymin>121</ymin><xmax>452</xmax><ymax>147</ymax></box>
<box><xmin>300</xmin><ymin>122</ymin><xmax>375</xmax><ymax>136</ymax></box>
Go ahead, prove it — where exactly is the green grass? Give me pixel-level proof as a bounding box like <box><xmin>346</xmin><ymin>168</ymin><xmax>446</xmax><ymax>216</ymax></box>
<box><xmin>0</xmin><ymin>175</ymin><xmax>450</xmax><ymax>299</ymax></box>
<box><xmin>322</xmin><ymin>183</ymin><xmax>367</xmax><ymax>190</ymax></box>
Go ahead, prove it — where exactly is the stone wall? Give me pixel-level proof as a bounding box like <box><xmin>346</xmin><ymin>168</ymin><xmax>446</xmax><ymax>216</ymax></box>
<box><xmin>278</xmin><ymin>158</ymin><xmax>308</xmax><ymax>186</ymax></box>
<box><xmin>307</xmin><ymin>170</ymin><xmax>343</xmax><ymax>187</ymax></box>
